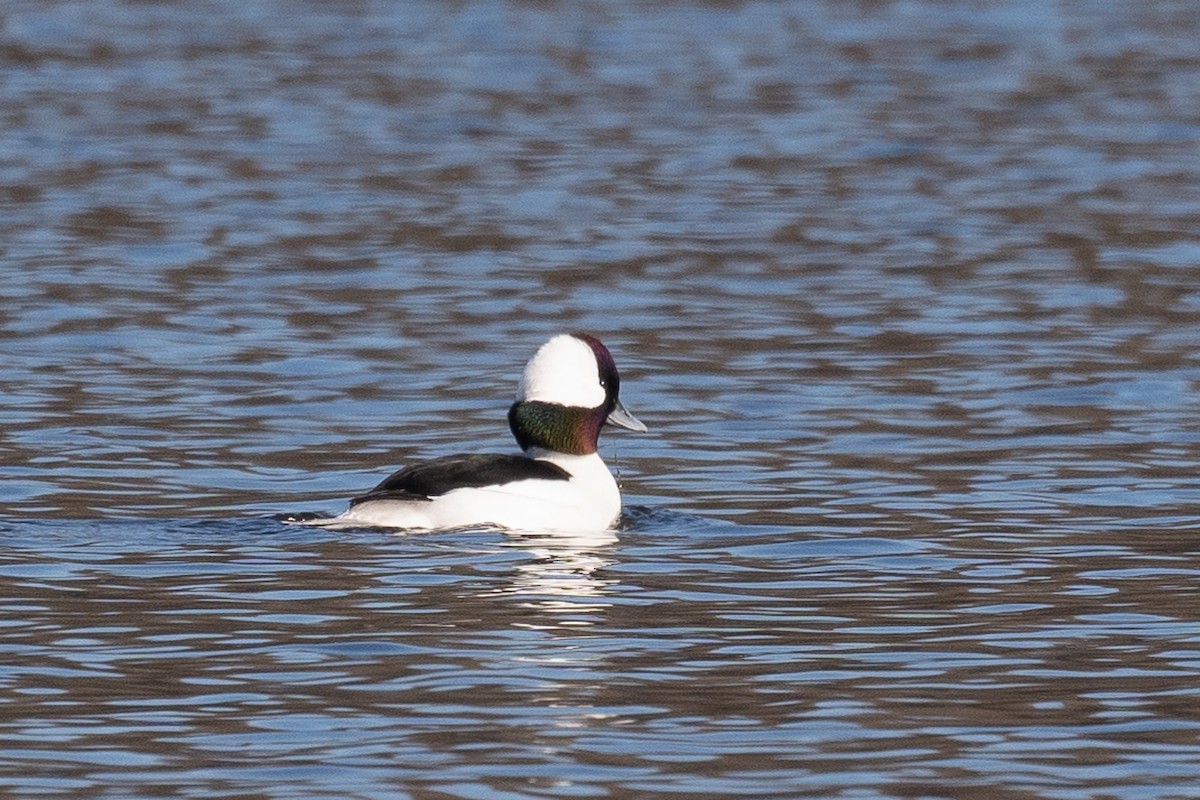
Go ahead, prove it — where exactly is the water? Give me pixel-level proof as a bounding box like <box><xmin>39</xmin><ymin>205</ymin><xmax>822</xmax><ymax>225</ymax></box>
<box><xmin>3</xmin><ymin>0</ymin><xmax>1200</xmax><ymax>796</ymax></box>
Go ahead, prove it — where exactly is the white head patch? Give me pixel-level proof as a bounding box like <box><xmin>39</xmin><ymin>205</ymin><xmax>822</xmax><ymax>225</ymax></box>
<box><xmin>516</xmin><ymin>334</ymin><xmax>606</xmax><ymax>408</ymax></box>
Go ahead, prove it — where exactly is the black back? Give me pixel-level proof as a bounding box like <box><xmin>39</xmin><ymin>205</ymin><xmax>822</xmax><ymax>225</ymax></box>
<box><xmin>349</xmin><ymin>453</ymin><xmax>571</xmax><ymax>506</ymax></box>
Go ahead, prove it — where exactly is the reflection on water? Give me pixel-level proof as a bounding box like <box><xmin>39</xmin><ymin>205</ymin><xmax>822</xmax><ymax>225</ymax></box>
<box><xmin>4</xmin><ymin>0</ymin><xmax>1200</xmax><ymax>796</ymax></box>
<box><xmin>497</xmin><ymin>528</ymin><xmax>619</xmax><ymax>609</ymax></box>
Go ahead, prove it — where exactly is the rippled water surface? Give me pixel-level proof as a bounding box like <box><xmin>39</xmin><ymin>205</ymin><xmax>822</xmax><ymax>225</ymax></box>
<box><xmin>4</xmin><ymin>0</ymin><xmax>1200</xmax><ymax>797</ymax></box>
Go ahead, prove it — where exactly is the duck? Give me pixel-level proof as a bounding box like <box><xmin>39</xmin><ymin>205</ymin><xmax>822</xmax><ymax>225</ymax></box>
<box><xmin>300</xmin><ymin>333</ymin><xmax>646</xmax><ymax>531</ymax></box>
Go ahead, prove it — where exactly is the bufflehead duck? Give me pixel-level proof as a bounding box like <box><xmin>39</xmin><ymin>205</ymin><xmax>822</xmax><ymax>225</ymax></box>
<box><xmin>304</xmin><ymin>333</ymin><xmax>646</xmax><ymax>531</ymax></box>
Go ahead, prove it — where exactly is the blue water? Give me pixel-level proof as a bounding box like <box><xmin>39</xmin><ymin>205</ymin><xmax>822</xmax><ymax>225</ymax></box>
<box><xmin>6</xmin><ymin>514</ymin><xmax>1200</xmax><ymax>798</ymax></box>
<box><xmin>4</xmin><ymin>0</ymin><xmax>1200</xmax><ymax>797</ymax></box>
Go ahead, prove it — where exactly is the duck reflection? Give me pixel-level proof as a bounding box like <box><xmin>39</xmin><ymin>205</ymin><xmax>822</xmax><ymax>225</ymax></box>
<box><xmin>492</xmin><ymin>528</ymin><xmax>619</xmax><ymax>617</ymax></box>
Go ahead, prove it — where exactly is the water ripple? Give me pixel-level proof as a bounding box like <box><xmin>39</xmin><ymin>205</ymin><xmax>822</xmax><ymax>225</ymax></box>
<box><xmin>5</xmin><ymin>0</ymin><xmax>1200</xmax><ymax>796</ymax></box>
